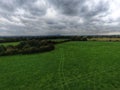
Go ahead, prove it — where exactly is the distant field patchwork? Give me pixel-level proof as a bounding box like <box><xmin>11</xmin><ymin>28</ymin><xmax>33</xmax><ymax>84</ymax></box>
<box><xmin>0</xmin><ymin>41</ymin><xmax>120</xmax><ymax>90</ymax></box>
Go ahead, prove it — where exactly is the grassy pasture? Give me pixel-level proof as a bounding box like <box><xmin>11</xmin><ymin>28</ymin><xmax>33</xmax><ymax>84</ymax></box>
<box><xmin>0</xmin><ymin>41</ymin><xmax>120</xmax><ymax>90</ymax></box>
<box><xmin>0</xmin><ymin>42</ymin><xmax>19</xmax><ymax>46</ymax></box>
<box><xmin>89</xmin><ymin>37</ymin><xmax>120</xmax><ymax>41</ymax></box>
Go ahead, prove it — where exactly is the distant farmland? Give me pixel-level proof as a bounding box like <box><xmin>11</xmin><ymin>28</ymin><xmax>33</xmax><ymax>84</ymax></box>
<box><xmin>89</xmin><ymin>37</ymin><xmax>120</xmax><ymax>41</ymax></box>
<box><xmin>0</xmin><ymin>41</ymin><xmax>120</xmax><ymax>90</ymax></box>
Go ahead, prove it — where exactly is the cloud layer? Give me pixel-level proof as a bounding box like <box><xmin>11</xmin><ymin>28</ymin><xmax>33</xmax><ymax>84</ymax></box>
<box><xmin>0</xmin><ymin>0</ymin><xmax>120</xmax><ymax>36</ymax></box>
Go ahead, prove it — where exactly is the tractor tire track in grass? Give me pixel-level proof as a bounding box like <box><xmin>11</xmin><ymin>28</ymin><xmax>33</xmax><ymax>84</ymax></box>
<box><xmin>58</xmin><ymin>55</ymin><xmax>64</xmax><ymax>90</ymax></box>
<box><xmin>58</xmin><ymin>48</ymin><xmax>70</xmax><ymax>90</ymax></box>
<box><xmin>55</xmin><ymin>63</ymin><xmax>120</xmax><ymax>89</ymax></box>
<box><xmin>67</xmin><ymin>63</ymin><xmax>119</xmax><ymax>83</ymax></box>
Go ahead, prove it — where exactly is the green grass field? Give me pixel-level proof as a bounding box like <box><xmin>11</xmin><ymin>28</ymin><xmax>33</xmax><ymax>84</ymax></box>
<box><xmin>0</xmin><ymin>42</ymin><xmax>19</xmax><ymax>46</ymax></box>
<box><xmin>0</xmin><ymin>41</ymin><xmax>120</xmax><ymax>90</ymax></box>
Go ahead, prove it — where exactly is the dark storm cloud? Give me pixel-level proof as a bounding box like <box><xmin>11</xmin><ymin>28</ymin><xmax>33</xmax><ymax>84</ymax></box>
<box><xmin>0</xmin><ymin>0</ymin><xmax>120</xmax><ymax>36</ymax></box>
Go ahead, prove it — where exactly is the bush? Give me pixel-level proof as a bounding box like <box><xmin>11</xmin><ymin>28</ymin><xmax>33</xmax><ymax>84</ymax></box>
<box><xmin>0</xmin><ymin>45</ymin><xmax>6</xmax><ymax>52</ymax></box>
<box><xmin>27</xmin><ymin>39</ymin><xmax>40</xmax><ymax>47</ymax></box>
<box><xmin>71</xmin><ymin>36</ymin><xmax>87</xmax><ymax>41</ymax></box>
<box><xmin>5</xmin><ymin>48</ymin><xmax>18</xmax><ymax>55</ymax></box>
<box><xmin>0</xmin><ymin>45</ymin><xmax>6</xmax><ymax>55</ymax></box>
<box><xmin>81</xmin><ymin>36</ymin><xmax>87</xmax><ymax>41</ymax></box>
<box><xmin>39</xmin><ymin>44</ymin><xmax>55</xmax><ymax>52</ymax></box>
<box><xmin>16</xmin><ymin>41</ymin><xmax>27</xmax><ymax>49</ymax></box>
<box><xmin>0</xmin><ymin>39</ymin><xmax>56</xmax><ymax>56</ymax></box>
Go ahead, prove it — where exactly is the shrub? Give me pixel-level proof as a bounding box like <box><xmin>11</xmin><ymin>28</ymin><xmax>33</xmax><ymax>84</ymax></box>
<box><xmin>27</xmin><ymin>39</ymin><xmax>39</xmax><ymax>47</ymax></box>
<box><xmin>16</xmin><ymin>41</ymin><xmax>27</xmax><ymax>49</ymax></box>
<box><xmin>0</xmin><ymin>39</ymin><xmax>55</xmax><ymax>56</ymax></box>
<box><xmin>5</xmin><ymin>48</ymin><xmax>18</xmax><ymax>55</ymax></box>
<box><xmin>0</xmin><ymin>45</ymin><xmax>6</xmax><ymax>52</ymax></box>
<box><xmin>71</xmin><ymin>36</ymin><xmax>87</xmax><ymax>41</ymax></box>
<box><xmin>81</xmin><ymin>36</ymin><xmax>87</xmax><ymax>41</ymax></box>
<box><xmin>0</xmin><ymin>45</ymin><xmax>6</xmax><ymax>55</ymax></box>
<box><xmin>39</xmin><ymin>44</ymin><xmax>55</xmax><ymax>52</ymax></box>
<box><xmin>40</xmin><ymin>40</ymin><xmax>49</xmax><ymax>46</ymax></box>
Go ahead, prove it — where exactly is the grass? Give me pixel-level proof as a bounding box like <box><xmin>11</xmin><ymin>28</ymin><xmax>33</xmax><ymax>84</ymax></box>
<box><xmin>0</xmin><ymin>41</ymin><xmax>120</xmax><ymax>90</ymax></box>
<box><xmin>89</xmin><ymin>37</ymin><xmax>120</xmax><ymax>41</ymax></box>
<box><xmin>0</xmin><ymin>42</ymin><xmax>19</xmax><ymax>46</ymax></box>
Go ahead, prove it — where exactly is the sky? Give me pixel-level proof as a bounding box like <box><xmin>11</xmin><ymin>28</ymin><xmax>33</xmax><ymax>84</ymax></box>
<box><xmin>0</xmin><ymin>0</ymin><xmax>120</xmax><ymax>36</ymax></box>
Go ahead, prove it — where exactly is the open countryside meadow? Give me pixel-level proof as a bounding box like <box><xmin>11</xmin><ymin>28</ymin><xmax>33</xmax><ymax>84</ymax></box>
<box><xmin>0</xmin><ymin>41</ymin><xmax>120</xmax><ymax>90</ymax></box>
<box><xmin>1</xmin><ymin>0</ymin><xmax>120</xmax><ymax>89</ymax></box>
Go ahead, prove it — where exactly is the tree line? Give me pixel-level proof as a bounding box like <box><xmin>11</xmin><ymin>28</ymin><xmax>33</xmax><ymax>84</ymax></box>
<box><xmin>0</xmin><ymin>36</ymin><xmax>88</xmax><ymax>56</ymax></box>
<box><xmin>0</xmin><ymin>40</ymin><xmax>55</xmax><ymax>56</ymax></box>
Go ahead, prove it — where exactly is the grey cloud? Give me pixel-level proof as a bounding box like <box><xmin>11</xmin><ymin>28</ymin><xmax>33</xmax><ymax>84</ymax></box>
<box><xmin>48</xmin><ymin>0</ymin><xmax>86</xmax><ymax>16</ymax></box>
<box><xmin>0</xmin><ymin>0</ymin><xmax>120</xmax><ymax>36</ymax></box>
<box><xmin>81</xmin><ymin>1</ymin><xmax>109</xmax><ymax>17</ymax></box>
<box><xmin>47</xmin><ymin>0</ymin><xmax>111</xmax><ymax>26</ymax></box>
<box><xmin>0</xmin><ymin>0</ymin><xmax>48</xmax><ymax>17</ymax></box>
<box><xmin>48</xmin><ymin>0</ymin><xmax>109</xmax><ymax>18</ymax></box>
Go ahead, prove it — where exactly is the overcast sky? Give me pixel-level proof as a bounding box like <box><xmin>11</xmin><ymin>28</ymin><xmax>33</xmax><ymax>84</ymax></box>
<box><xmin>0</xmin><ymin>0</ymin><xmax>120</xmax><ymax>36</ymax></box>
